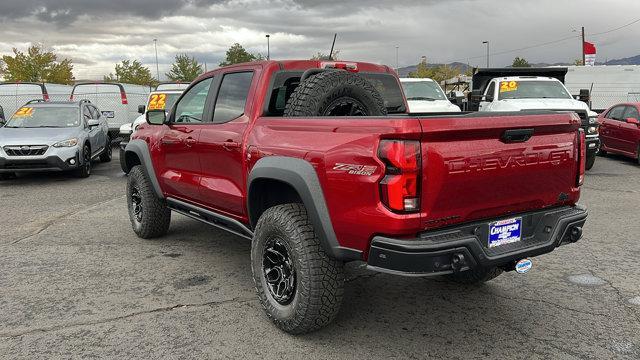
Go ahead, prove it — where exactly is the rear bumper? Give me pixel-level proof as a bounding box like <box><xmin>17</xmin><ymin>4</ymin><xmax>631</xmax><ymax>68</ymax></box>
<box><xmin>0</xmin><ymin>152</ymin><xmax>80</xmax><ymax>173</ymax></box>
<box><xmin>367</xmin><ymin>205</ymin><xmax>588</xmax><ymax>276</ymax></box>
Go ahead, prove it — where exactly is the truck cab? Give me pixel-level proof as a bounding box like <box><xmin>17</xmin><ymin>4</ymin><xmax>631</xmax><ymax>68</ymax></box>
<box><xmin>470</xmin><ymin>68</ymin><xmax>600</xmax><ymax>169</ymax></box>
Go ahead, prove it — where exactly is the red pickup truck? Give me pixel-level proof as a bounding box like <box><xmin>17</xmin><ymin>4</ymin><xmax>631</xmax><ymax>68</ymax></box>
<box><xmin>122</xmin><ymin>60</ymin><xmax>588</xmax><ymax>334</ymax></box>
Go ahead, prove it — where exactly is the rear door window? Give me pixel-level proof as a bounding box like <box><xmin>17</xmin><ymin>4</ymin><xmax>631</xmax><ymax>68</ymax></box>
<box><xmin>212</xmin><ymin>72</ymin><xmax>254</xmax><ymax>123</ymax></box>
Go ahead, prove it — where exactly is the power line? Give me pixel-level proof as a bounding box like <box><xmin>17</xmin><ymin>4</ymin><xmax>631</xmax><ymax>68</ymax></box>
<box><xmin>444</xmin><ymin>16</ymin><xmax>640</xmax><ymax>65</ymax></box>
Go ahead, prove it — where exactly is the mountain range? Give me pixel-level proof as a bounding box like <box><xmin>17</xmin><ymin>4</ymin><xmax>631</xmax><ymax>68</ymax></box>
<box><xmin>396</xmin><ymin>54</ymin><xmax>640</xmax><ymax>77</ymax></box>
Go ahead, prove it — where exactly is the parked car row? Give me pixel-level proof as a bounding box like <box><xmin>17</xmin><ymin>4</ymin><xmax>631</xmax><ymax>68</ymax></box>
<box><xmin>0</xmin><ymin>99</ymin><xmax>111</xmax><ymax>179</ymax></box>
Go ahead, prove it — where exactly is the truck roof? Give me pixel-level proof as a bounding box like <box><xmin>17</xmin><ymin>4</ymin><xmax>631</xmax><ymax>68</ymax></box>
<box><xmin>399</xmin><ymin>78</ymin><xmax>436</xmax><ymax>82</ymax></box>
<box><xmin>492</xmin><ymin>76</ymin><xmax>561</xmax><ymax>82</ymax></box>
<box><xmin>198</xmin><ymin>60</ymin><xmax>394</xmax><ymax>78</ymax></box>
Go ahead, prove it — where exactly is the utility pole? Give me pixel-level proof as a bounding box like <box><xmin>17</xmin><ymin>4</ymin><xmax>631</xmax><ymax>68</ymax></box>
<box><xmin>395</xmin><ymin>45</ymin><xmax>399</xmax><ymax>72</ymax></box>
<box><xmin>482</xmin><ymin>41</ymin><xmax>489</xmax><ymax>67</ymax></box>
<box><xmin>153</xmin><ymin>39</ymin><xmax>160</xmax><ymax>81</ymax></box>
<box><xmin>581</xmin><ymin>26</ymin><xmax>586</xmax><ymax>66</ymax></box>
<box><xmin>265</xmin><ymin>34</ymin><xmax>270</xmax><ymax>60</ymax></box>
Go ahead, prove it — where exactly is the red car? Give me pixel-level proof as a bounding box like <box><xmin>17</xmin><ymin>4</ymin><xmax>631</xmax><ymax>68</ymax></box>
<box><xmin>122</xmin><ymin>60</ymin><xmax>587</xmax><ymax>334</ymax></box>
<box><xmin>598</xmin><ymin>103</ymin><xmax>640</xmax><ymax>163</ymax></box>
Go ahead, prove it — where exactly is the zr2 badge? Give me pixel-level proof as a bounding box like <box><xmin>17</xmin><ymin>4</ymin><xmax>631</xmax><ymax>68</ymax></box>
<box><xmin>333</xmin><ymin>163</ymin><xmax>377</xmax><ymax>176</ymax></box>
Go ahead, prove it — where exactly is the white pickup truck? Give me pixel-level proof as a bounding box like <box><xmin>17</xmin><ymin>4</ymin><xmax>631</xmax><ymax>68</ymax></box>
<box><xmin>470</xmin><ymin>68</ymin><xmax>600</xmax><ymax>170</ymax></box>
<box><xmin>400</xmin><ymin>78</ymin><xmax>461</xmax><ymax>113</ymax></box>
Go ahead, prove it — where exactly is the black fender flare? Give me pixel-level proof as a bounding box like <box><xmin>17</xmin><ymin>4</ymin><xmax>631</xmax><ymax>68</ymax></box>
<box><xmin>247</xmin><ymin>156</ymin><xmax>362</xmax><ymax>261</ymax></box>
<box><xmin>124</xmin><ymin>139</ymin><xmax>164</xmax><ymax>199</ymax></box>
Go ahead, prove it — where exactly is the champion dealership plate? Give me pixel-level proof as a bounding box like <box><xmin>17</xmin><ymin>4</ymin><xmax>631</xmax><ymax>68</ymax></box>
<box><xmin>488</xmin><ymin>217</ymin><xmax>522</xmax><ymax>248</ymax></box>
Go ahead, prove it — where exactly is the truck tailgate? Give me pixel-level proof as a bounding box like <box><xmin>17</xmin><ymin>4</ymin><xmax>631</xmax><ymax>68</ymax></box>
<box><xmin>418</xmin><ymin>112</ymin><xmax>581</xmax><ymax>230</ymax></box>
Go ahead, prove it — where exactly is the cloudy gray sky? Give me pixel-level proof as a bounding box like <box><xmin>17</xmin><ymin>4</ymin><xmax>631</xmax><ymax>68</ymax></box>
<box><xmin>0</xmin><ymin>0</ymin><xmax>637</xmax><ymax>80</ymax></box>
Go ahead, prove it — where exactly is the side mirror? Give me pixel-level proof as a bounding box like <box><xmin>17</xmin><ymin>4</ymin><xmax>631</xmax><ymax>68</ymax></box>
<box><xmin>626</xmin><ymin>117</ymin><xmax>639</xmax><ymax>125</ymax></box>
<box><xmin>87</xmin><ymin>119</ymin><xmax>100</xmax><ymax>128</ymax></box>
<box><xmin>146</xmin><ymin>109</ymin><xmax>166</xmax><ymax>125</ymax></box>
<box><xmin>484</xmin><ymin>93</ymin><xmax>494</xmax><ymax>102</ymax></box>
<box><xmin>138</xmin><ymin>105</ymin><xmax>146</xmax><ymax>114</ymax></box>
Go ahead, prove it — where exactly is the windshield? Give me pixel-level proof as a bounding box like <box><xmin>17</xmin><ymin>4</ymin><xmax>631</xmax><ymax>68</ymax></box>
<box><xmin>498</xmin><ymin>80</ymin><xmax>572</xmax><ymax>100</ymax></box>
<box><xmin>147</xmin><ymin>93</ymin><xmax>181</xmax><ymax>111</ymax></box>
<box><xmin>5</xmin><ymin>107</ymin><xmax>79</xmax><ymax>128</ymax></box>
<box><xmin>402</xmin><ymin>81</ymin><xmax>446</xmax><ymax>101</ymax></box>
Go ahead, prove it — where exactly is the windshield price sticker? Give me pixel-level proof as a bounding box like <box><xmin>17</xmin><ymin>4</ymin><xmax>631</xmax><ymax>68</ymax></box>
<box><xmin>148</xmin><ymin>93</ymin><xmax>167</xmax><ymax>110</ymax></box>
<box><xmin>499</xmin><ymin>81</ymin><xmax>518</xmax><ymax>93</ymax></box>
<box><xmin>13</xmin><ymin>107</ymin><xmax>34</xmax><ymax>118</ymax></box>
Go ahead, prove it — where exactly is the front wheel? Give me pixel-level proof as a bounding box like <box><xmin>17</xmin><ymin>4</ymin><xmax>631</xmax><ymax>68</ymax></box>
<box><xmin>0</xmin><ymin>172</ymin><xmax>16</xmax><ymax>180</ymax></box>
<box><xmin>251</xmin><ymin>203</ymin><xmax>344</xmax><ymax>334</ymax></box>
<box><xmin>74</xmin><ymin>144</ymin><xmax>91</xmax><ymax>178</ymax></box>
<box><xmin>126</xmin><ymin>165</ymin><xmax>171</xmax><ymax>238</ymax></box>
<box><xmin>585</xmin><ymin>152</ymin><xmax>596</xmax><ymax>170</ymax></box>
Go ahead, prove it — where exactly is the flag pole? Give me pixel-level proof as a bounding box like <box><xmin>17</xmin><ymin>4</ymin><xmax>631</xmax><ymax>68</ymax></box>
<box><xmin>581</xmin><ymin>26</ymin><xmax>586</xmax><ymax>66</ymax></box>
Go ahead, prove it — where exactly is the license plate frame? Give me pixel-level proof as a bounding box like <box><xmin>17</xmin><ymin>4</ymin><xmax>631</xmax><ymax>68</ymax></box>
<box><xmin>488</xmin><ymin>217</ymin><xmax>522</xmax><ymax>248</ymax></box>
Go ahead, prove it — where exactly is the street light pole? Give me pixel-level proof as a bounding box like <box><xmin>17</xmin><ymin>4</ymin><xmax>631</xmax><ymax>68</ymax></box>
<box><xmin>153</xmin><ymin>39</ymin><xmax>160</xmax><ymax>81</ymax></box>
<box><xmin>482</xmin><ymin>41</ymin><xmax>489</xmax><ymax>67</ymax></box>
<box><xmin>266</xmin><ymin>34</ymin><xmax>270</xmax><ymax>60</ymax></box>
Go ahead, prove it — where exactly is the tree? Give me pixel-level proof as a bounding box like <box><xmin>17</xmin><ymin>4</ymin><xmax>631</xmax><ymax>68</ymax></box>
<box><xmin>219</xmin><ymin>43</ymin><xmax>263</xmax><ymax>67</ymax></box>
<box><xmin>165</xmin><ymin>54</ymin><xmax>203</xmax><ymax>82</ymax></box>
<box><xmin>512</xmin><ymin>57</ymin><xmax>531</xmax><ymax>67</ymax></box>
<box><xmin>0</xmin><ymin>44</ymin><xmax>74</xmax><ymax>84</ymax></box>
<box><xmin>104</xmin><ymin>60</ymin><xmax>155</xmax><ymax>86</ymax></box>
<box><xmin>310</xmin><ymin>50</ymin><xmax>340</xmax><ymax>61</ymax></box>
<box><xmin>408</xmin><ymin>59</ymin><xmax>462</xmax><ymax>83</ymax></box>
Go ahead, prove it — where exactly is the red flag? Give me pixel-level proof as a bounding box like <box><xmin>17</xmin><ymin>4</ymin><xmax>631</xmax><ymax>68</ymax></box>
<box><xmin>583</xmin><ymin>41</ymin><xmax>596</xmax><ymax>66</ymax></box>
<box><xmin>583</xmin><ymin>41</ymin><xmax>596</xmax><ymax>55</ymax></box>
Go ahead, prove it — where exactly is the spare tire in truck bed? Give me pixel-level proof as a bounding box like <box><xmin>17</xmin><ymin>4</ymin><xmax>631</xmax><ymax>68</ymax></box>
<box><xmin>284</xmin><ymin>71</ymin><xmax>388</xmax><ymax>117</ymax></box>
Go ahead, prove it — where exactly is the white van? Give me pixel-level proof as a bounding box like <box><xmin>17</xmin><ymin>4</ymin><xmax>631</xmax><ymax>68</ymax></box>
<box><xmin>70</xmin><ymin>82</ymin><xmax>150</xmax><ymax>135</ymax></box>
<box><xmin>0</xmin><ymin>82</ymin><xmax>72</xmax><ymax>117</ymax></box>
<box><xmin>400</xmin><ymin>78</ymin><xmax>461</xmax><ymax>113</ymax></box>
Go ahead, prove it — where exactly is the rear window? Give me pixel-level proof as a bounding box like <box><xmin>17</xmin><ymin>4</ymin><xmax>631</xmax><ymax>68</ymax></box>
<box><xmin>266</xmin><ymin>71</ymin><xmax>405</xmax><ymax>116</ymax></box>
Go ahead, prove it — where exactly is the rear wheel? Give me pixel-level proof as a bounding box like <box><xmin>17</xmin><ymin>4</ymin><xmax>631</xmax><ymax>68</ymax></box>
<box><xmin>100</xmin><ymin>137</ymin><xmax>112</xmax><ymax>162</ymax></box>
<box><xmin>445</xmin><ymin>267</ymin><xmax>503</xmax><ymax>285</ymax></box>
<box><xmin>126</xmin><ymin>165</ymin><xmax>171</xmax><ymax>238</ymax></box>
<box><xmin>251</xmin><ymin>203</ymin><xmax>344</xmax><ymax>334</ymax></box>
<box><xmin>284</xmin><ymin>71</ymin><xmax>387</xmax><ymax>117</ymax></box>
<box><xmin>74</xmin><ymin>144</ymin><xmax>91</xmax><ymax>178</ymax></box>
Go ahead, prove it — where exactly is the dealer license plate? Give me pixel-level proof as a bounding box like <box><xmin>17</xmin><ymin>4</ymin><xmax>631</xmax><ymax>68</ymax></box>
<box><xmin>488</xmin><ymin>217</ymin><xmax>522</xmax><ymax>248</ymax></box>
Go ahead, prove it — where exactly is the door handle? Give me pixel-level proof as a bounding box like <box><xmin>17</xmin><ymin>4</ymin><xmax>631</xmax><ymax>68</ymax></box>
<box><xmin>185</xmin><ymin>137</ymin><xmax>197</xmax><ymax>146</ymax></box>
<box><xmin>222</xmin><ymin>141</ymin><xmax>240</xmax><ymax>151</ymax></box>
<box><xmin>161</xmin><ymin>138</ymin><xmax>180</xmax><ymax>145</ymax></box>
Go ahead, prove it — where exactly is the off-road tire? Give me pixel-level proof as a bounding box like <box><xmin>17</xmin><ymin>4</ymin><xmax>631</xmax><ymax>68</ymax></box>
<box><xmin>74</xmin><ymin>144</ymin><xmax>92</xmax><ymax>178</ymax></box>
<box><xmin>284</xmin><ymin>71</ymin><xmax>387</xmax><ymax>117</ymax></box>
<box><xmin>126</xmin><ymin>165</ymin><xmax>171</xmax><ymax>238</ymax></box>
<box><xmin>119</xmin><ymin>147</ymin><xmax>129</xmax><ymax>174</ymax></box>
<box><xmin>100</xmin><ymin>137</ymin><xmax>112</xmax><ymax>162</ymax></box>
<box><xmin>446</xmin><ymin>267</ymin><xmax>503</xmax><ymax>285</ymax></box>
<box><xmin>585</xmin><ymin>152</ymin><xmax>596</xmax><ymax>170</ymax></box>
<box><xmin>251</xmin><ymin>203</ymin><xmax>344</xmax><ymax>334</ymax></box>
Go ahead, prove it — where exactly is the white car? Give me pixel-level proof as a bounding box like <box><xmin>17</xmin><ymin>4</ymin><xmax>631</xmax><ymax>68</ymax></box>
<box><xmin>400</xmin><ymin>78</ymin><xmax>461</xmax><ymax>113</ymax></box>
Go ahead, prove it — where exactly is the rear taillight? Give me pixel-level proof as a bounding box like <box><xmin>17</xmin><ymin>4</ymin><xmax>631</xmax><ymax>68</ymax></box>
<box><xmin>43</xmin><ymin>93</ymin><xmax>50</xmax><ymax>101</ymax></box>
<box><xmin>120</xmin><ymin>90</ymin><xmax>128</xmax><ymax>105</ymax></box>
<box><xmin>377</xmin><ymin>140</ymin><xmax>421</xmax><ymax>212</ymax></box>
<box><xmin>577</xmin><ymin>129</ymin><xmax>586</xmax><ymax>186</ymax></box>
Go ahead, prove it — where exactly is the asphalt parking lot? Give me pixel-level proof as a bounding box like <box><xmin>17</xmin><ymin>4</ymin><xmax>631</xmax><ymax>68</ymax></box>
<box><xmin>0</xmin><ymin>149</ymin><xmax>639</xmax><ymax>359</ymax></box>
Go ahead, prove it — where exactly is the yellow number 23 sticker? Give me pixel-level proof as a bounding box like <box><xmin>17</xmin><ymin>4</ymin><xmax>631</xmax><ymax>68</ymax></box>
<box><xmin>13</xmin><ymin>107</ymin><xmax>34</xmax><ymax>117</ymax></box>
<box><xmin>148</xmin><ymin>94</ymin><xmax>167</xmax><ymax>110</ymax></box>
<box><xmin>499</xmin><ymin>81</ymin><xmax>518</xmax><ymax>93</ymax></box>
